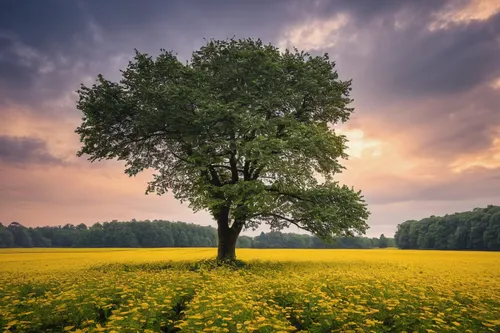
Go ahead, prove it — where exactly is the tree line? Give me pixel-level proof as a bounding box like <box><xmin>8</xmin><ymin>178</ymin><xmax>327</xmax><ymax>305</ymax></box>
<box><xmin>242</xmin><ymin>232</ymin><xmax>394</xmax><ymax>249</ymax></box>
<box><xmin>394</xmin><ymin>205</ymin><xmax>500</xmax><ymax>250</ymax></box>
<box><xmin>0</xmin><ymin>220</ymin><xmax>393</xmax><ymax>249</ymax></box>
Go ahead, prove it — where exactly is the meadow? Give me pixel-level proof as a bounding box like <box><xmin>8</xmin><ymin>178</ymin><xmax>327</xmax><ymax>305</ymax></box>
<box><xmin>0</xmin><ymin>248</ymin><xmax>499</xmax><ymax>333</ymax></box>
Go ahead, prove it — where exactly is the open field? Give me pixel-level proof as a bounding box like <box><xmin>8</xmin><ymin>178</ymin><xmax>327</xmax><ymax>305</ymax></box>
<box><xmin>1</xmin><ymin>248</ymin><xmax>499</xmax><ymax>332</ymax></box>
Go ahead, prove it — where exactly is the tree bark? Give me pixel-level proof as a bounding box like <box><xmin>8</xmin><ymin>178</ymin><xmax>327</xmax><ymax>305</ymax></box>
<box><xmin>217</xmin><ymin>227</ymin><xmax>240</xmax><ymax>261</ymax></box>
<box><xmin>216</xmin><ymin>206</ymin><xmax>243</xmax><ymax>261</ymax></box>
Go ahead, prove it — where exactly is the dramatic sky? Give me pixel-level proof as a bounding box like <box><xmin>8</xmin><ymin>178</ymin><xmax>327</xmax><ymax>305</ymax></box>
<box><xmin>1</xmin><ymin>0</ymin><xmax>499</xmax><ymax>237</ymax></box>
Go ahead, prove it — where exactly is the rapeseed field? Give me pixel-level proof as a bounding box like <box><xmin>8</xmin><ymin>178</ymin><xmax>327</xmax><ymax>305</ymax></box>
<box><xmin>0</xmin><ymin>248</ymin><xmax>499</xmax><ymax>332</ymax></box>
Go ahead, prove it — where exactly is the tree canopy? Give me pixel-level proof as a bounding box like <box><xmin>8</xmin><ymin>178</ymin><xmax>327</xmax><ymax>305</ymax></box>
<box><xmin>75</xmin><ymin>38</ymin><xmax>370</xmax><ymax>260</ymax></box>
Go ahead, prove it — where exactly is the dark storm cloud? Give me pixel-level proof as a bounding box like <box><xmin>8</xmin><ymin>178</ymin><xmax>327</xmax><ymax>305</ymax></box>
<box><xmin>387</xmin><ymin>13</ymin><xmax>500</xmax><ymax>97</ymax></box>
<box><xmin>0</xmin><ymin>135</ymin><xmax>63</xmax><ymax>166</ymax></box>
<box><xmin>3</xmin><ymin>0</ymin><xmax>492</xmax><ymax>108</ymax></box>
<box><xmin>0</xmin><ymin>32</ymin><xmax>72</xmax><ymax>107</ymax></box>
<box><xmin>299</xmin><ymin>1</ymin><xmax>500</xmax><ymax>101</ymax></box>
<box><xmin>1</xmin><ymin>1</ymin><xmax>87</xmax><ymax>51</ymax></box>
<box><xmin>0</xmin><ymin>0</ymin><xmax>294</xmax><ymax>108</ymax></box>
<box><xmin>0</xmin><ymin>0</ymin><xmax>92</xmax><ymax>106</ymax></box>
<box><xmin>0</xmin><ymin>35</ymin><xmax>38</xmax><ymax>82</ymax></box>
<box><xmin>0</xmin><ymin>53</ymin><xmax>35</xmax><ymax>93</ymax></box>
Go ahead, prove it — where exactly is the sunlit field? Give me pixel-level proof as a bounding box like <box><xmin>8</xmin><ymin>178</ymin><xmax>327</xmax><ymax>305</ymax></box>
<box><xmin>1</xmin><ymin>248</ymin><xmax>499</xmax><ymax>332</ymax></box>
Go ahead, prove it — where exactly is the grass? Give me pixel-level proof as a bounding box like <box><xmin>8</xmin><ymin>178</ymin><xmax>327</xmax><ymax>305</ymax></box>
<box><xmin>0</xmin><ymin>248</ymin><xmax>499</xmax><ymax>332</ymax></box>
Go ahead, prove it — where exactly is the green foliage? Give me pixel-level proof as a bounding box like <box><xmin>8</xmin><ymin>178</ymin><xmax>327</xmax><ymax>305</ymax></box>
<box><xmin>378</xmin><ymin>234</ymin><xmax>389</xmax><ymax>248</ymax></box>
<box><xmin>0</xmin><ymin>220</ymin><xmax>218</xmax><ymax>248</ymax></box>
<box><xmin>74</xmin><ymin>37</ymin><xmax>369</xmax><ymax>256</ymax></box>
<box><xmin>1</xmin><ymin>220</ymin><xmax>394</xmax><ymax>249</ymax></box>
<box><xmin>8</xmin><ymin>222</ymin><xmax>33</xmax><ymax>247</ymax></box>
<box><xmin>28</xmin><ymin>229</ymin><xmax>52</xmax><ymax>247</ymax></box>
<box><xmin>0</xmin><ymin>224</ymin><xmax>14</xmax><ymax>248</ymax></box>
<box><xmin>250</xmin><ymin>231</ymin><xmax>394</xmax><ymax>249</ymax></box>
<box><xmin>394</xmin><ymin>205</ymin><xmax>500</xmax><ymax>250</ymax></box>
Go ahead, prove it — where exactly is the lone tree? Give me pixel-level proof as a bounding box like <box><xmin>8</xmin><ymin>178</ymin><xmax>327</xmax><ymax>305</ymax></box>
<box><xmin>75</xmin><ymin>38</ymin><xmax>370</xmax><ymax>260</ymax></box>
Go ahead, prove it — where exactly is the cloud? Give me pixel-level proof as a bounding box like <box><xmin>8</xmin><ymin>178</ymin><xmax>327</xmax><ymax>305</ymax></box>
<box><xmin>491</xmin><ymin>77</ymin><xmax>500</xmax><ymax>90</ymax></box>
<box><xmin>283</xmin><ymin>1</ymin><xmax>500</xmax><ymax>102</ymax></box>
<box><xmin>336</xmin><ymin>85</ymin><xmax>500</xmax><ymax>208</ymax></box>
<box><xmin>450</xmin><ymin>129</ymin><xmax>500</xmax><ymax>172</ymax></box>
<box><xmin>0</xmin><ymin>104</ymin><xmax>82</xmax><ymax>161</ymax></box>
<box><xmin>0</xmin><ymin>32</ymin><xmax>87</xmax><ymax>107</ymax></box>
<box><xmin>388</xmin><ymin>12</ymin><xmax>500</xmax><ymax>97</ymax></box>
<box><xmin>389</xmin><ymin>84</ymin><xmax>499</xmax><ymax>160</ymax></box>
<box><xmin>0</xmin><ymin>135</ymin><xmax>64</xmax><ymax>166</ymax></box>
<box><xmin>278</xmin><ymin>13</ymin><xmax>350</xmax><ymax>51</ymax></box>
<box><xmin>0</xmin><ymin>0</ymin><xmax>297</xmax><ymax>108</ymax></box>
<box><xmin>336</xmin><ymin>91</ymin><xmax>500</xmax><ymax>209</ymax></box>
<box><xmin>430</xmin><ymin>0</ymin><xmax>500</xmax><ymax>30</ymax></box>
<box><xmin>339</xmin><ymin>134</ymin><xmax>500</xmax><ymax>206</ymax></box>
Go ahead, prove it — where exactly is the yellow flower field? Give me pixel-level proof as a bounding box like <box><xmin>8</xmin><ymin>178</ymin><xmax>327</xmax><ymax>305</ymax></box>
<box><xmin>1</xmin><ymin>248</ymin><xmax>499</xmax><ymax>332</ymax></box>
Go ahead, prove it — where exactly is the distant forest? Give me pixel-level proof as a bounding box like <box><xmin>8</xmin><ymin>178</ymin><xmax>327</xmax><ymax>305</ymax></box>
<box><xmin>395</xmin><ymin>205</ymin><xmax>500</xmax><ymax>250</ymax></box>
<box><xmin>3</xmin><ymin>205</ymin><xmax>499</xmax><ymax>250</ymax></box>
<box><xmin>0</xmin><ymin>220</ymin><xmax>394</xmax><ymax>249</ymax></box>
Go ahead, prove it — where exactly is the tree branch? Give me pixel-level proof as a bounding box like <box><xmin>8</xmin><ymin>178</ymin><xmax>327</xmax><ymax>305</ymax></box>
<box><xmin>251</xmin><ymin>165</ymin><xmax>265</xmax><ymax>180</ymax></box>
<box><xmin>230</xmin><ymin>218</ymin><xmax>245</xmax><ymax>233</ymax></box>
<box><xmin>295</xmin><ymin>93</ymin><xmax>310</xmax><ymax>121</ymax></box>
<box><xmin>165</xmin><ymin>146</ymin><xmax>191</xmax><ymax>165</ymax></box>
<box><xmin>211</xmin><ymin>164</ymin><xmax>245</xmax><ymax>173</ymax></box>
<box><xmin>265</xmin><ymin>187</ymin><xmax>315</xmax><ymax>203</ymax></box>
<box><xmin>207</xmin><ymin>166</ymin><xmax>223</xmax><ymax>187</ymax></box>
<box><xmin>243</xmin><ymin>159</ymin><xmax>251</xmax><ymax>181</ymax></box>
<box><xmin>248</xmin><ymin>212</ymin><xmax>309</xmax><ymax>232</ymax></box>
<box><xmin>229</xmin><ymin>133</ymin><xmax>239</xmax><ymax>184</ymax></box>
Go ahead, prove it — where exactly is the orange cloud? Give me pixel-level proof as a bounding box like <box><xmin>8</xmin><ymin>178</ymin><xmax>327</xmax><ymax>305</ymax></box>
<box><xmin>450</xmin><ymin>131</ymin><xmax>500</xmax><ymax>173</ymax></box>
<box><xmin>337</xmin><ymin>122</ymin><xmax>443</xmax><ymax>198</ymax></box>
<box><xmin>0</xmin><ymin>103</ymin><xmax>81</xmax><ymax>163</ymax></box>
<box><xmin>430</xmin><ymin>0</ymin><xmax>500</xmax><ymax>30</ymax></box>
<box><xmin>491</xmin><ymin>77</ymin><xmax>500</xmax><ymax>90</ymax></box>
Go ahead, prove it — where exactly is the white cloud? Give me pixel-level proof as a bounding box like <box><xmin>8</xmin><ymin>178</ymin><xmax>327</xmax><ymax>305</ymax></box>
<box><xmin>278</xmin><ymin>13</ymin><xmax>350</xmax><ymax>51</ymax></box>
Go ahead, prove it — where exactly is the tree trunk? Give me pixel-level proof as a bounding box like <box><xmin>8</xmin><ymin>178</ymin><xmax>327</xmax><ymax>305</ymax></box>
<box><xmin>217</xmin><ymin>227</ymin><xmax>239</xmax><ymax>261</ymax></box>
<box><xmin>215</xmin><ymin>206</ymin><xmax>242</xmax><ymax>261</ymax></box>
